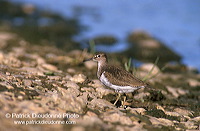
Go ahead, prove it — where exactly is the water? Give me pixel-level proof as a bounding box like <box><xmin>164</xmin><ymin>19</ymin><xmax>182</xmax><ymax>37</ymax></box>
<box><xmin>11</xmin><ymin>0</ymin><xmax>200</xmax><ymax>70</ymax></box>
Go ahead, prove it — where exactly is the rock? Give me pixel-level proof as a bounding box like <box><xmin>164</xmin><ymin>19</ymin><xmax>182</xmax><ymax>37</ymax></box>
<box><xmin>166</xmin><ymin>86</ymin><xmax>188</xmax><ymax>98</ymax></box>
<box><xmin>92</xmin><ymin>35</ymin><xmax>118</xmax><ymax>45</ymax></box>
<box><xmin>56</xmin><ymin>87</ymin><xmax>85</xmax><ymax>114</ymax></box>
<box><xmin>124</xmin><ymin>125</ymin><xmax>147</xmax><ymax>131</ymax></box>
<box><xmin>81</xmin><ymin>111</ymin><xmax>103</xmax><ymax>126</ymax></box>
<box><xmin>139</xmin><ymin>63</ymin><xmax>160</xmax><ymax>76</ymax></box>
<box><xmin>86</xmin><ymin>111</ymin><xmax>98</xmax><ymax>117</ymax></box>
<box><xmin>89</xmin><ymin>79</ymin><xmax>104</xmax><ymax>88</ymax></box>
<box><xmin>126</xmin><ymin>30</ymin><xmax>181</xmax><ymax>64</ymax></box>
<box><xmin>21</xmin><ymin>67</ymin><xmax>44</xmax><ymax>76</ymax></box>
<box><xmin>174</xmin><ymin>108</ymin><xmax>194</xmax><ymax>117</ymax></box>
<box><xmin>0</xmin><ymin>32</ymin><xmax>15</xmax><ymax>49</ymax></box>
<box><xmin>3</xmin><ymin>56</ymin><xmax>22</xmax><ymax>68</ymax></box>
<box><xmin>70</xmin><ymin>74</ymin><xmax>86</xmax><ymax>83</ymax></box>
<box><xmin>95</xmin><ymin>86</ymin><xmax>115</xmax><ymax>98</ymax></box>
<box><xmin>181</xmin><ymin>120</ymin><xmax>198</xmax><ymax>130</ymax></box>
<box><xmin>22</xmin><ymin>3</ymin><xmax>35</xmax><ymax>14</ymax></box>
<box><xmin>129</xmin><ymin>107</ymin><xmax>146</xmax><ymax>115</ymax></box>
<box><xmin>149</xmin><ymin>116</ymin><xmax>174</xmax><ymax>126</ymax></box>
<box><xmin>165</xmin><ymin>111</ymin><xmax>182</xmax><ymax>117</ymax></box>
<box><xmin>59</xmin><ymin>95</ymin><xmax>87</xmax><ymax>114</ymax></box>
<box><xmin>57</xmin><ymin>87</ymin><xmax>80</xmax><ymax>97</ymax></box>
<box><xmin>157</xmin><ymin>118</ymin><xmax>174</xmax><ymax>126</ymax></box>
<box><xmin>127</xmin><ymin>30</ymin><xmax>152</xmax><ymax>43</ymax></box>
<box><xmin>133</xmin><ymin>92</ymin><xmax>150</xmax><ymax>100</ymax></box>
<box><xmin>81</xmin><ymin>87</ymin><xmax>95</xmax><ymax>92</ymax></box>
<box><xmin>33</xmin><ymin>79</ymin><xmax>43</xmax><ymax>86</ymax></box>
<box><xmin>84</xmin><ymin>61</ymin><xmax>97</xmax><ymax>70</ymax></box>
<box><xmin>71</xmin><ymin>126</ymin><xmax>85</xmax><ymax>131</ymax></box>
<box><xmin>187</xmin><ymin>79</ymin><xmax>200</xmax><ymax>87</ymax></box>
<box><xmin>190</xmin><ymin>116</ymin><xmax>200</xmax><ymax>122</ymax></box>
<box><xmin>44</xmin><ymin>89</ymin><xmax>59</xmax><ymax>102</ymax></box>
<box><xmin>102</xmin><ymin>111</ymin><xmax>133</xmax><ymax>125</ymax></box>
<box><xmin>88</xmin><ymin>98</ymin><xmax>113</xmax><ymax>111</ymax></box>
<box><xmin>41</xmin><ymin>63</ymin><xmax>58</xmax><ymax>71</ymax></box>
<box><xmin>47</xmin><ymin>76</ymin><xmax>61</xmax><ymax>81</ymax></box>
<box><xmin>0</xmin><ymin>52</ymin><xmax>4</xmax><ymax>62</ymax></box>
<box><xmin>63</xmin><ymin>74</ymin><xmax>72</xmax><ymax>81</ymax></box>
<box><xmin>17</xmin><ymin>95</ymin><xmax>23</xmax><ymax>100</ymax></box>
<box><xmin>3</xmin><ymin>91</ymin><xmax>15</xmax><ymax>101</ymax></box>
<box><xmin>23</xmin><ymin>79</ymin><xmax>33</xmax><ymax>87</ymax></box>
<box><xmin>139</xmin><ymin>40</ymin><xmax>161</xmax><ymax>49</ymax></box>
<box><xmin>16</xmin><ymin>100</ymin><xmax>46</xmax><ymax>113</ymax></box>
<box><xmin>64</xmin><ymin>81</ymin><xmax>80</xmax><ymax>89</ymax></box>
<box><xmin>67</xmin><ymin>68</ymin><xmax>76</xmax><ymax>74</ymax></box>
<box><xmin>11</xmin><ymin>47</ymin><xmax>26</xmax><ymax>57</ymax></box>
<box><xmin>0</xmin><ymin>82</ymin><xmax>14</xmax><ymax>90</ymax></box>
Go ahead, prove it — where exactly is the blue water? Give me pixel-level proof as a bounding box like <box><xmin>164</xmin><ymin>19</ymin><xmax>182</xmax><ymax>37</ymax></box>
<box><xmin>11</xmin><ymin>0</ymin><xmax>200</xmax><ymax>70</ymax></box>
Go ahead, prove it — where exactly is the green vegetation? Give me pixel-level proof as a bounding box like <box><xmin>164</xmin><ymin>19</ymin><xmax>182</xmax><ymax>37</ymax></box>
<box><xmin>89</xmin><ymin>40</ymin><xmax>96</xmax><ymax>54</ymax></box>
<box><xmin>124</xmin><ymin>57</ymin><xmax>166</xmax><ymax>82</ymax></box>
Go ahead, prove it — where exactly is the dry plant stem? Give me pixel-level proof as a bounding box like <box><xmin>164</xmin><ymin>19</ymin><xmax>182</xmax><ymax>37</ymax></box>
<box><xmin>142</xmin><ymin>57</ymin><xmax>160</xmax><ymax>82</ymax></box>
<box><xmin>144</xmin><ymin>65</ymin><xmax>167</xmax><ymax>81</ymax></box>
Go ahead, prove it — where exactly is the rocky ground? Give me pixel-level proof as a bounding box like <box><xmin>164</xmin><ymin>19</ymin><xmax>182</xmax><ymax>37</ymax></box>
<box><xmin>0</xmin><ymin>32</ymin><xmax>200</xmax><ymax>131</ymax></box>
<box><xmin>0</xmin><ymin>1</ymin><xmax>200</xmax><ymax>131</ymax></box>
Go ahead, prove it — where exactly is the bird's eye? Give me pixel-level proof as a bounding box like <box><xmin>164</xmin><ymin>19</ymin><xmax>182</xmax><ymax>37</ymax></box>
<box><xmin>96</xmin><ymin>55</ymin><xmax>100</xmax><ymax>58</ymax></box>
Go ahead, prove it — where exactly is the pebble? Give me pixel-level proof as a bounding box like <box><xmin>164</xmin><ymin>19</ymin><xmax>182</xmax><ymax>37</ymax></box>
<box><xmin>17</xmin><ymin>95</ymin><xmax>23</xmax><ymax>100</ymax></box>
<box><xmin>190</xmin><ymin>116</ymin><xmax>200</xmax><ymax>122</ymax></box>
<box><xmin>70</xmin><ymin>74</ymin><xmax>86</xmax><ymax>83</ymax></box>
<box><xmin>71</xmin><ymin>126</ymin><xmax>85</xmax><ymax>131</ymax></box>
<box><xmin>67</xmin><ymin>68</ymin><xmax>76</xmax><ymax>74</ymax></box>
<box><xmin>0</xmin><ymin>82</ymin><xmax>14</xmax><ymax>90</ymax></box>
<box><xmin>57</xmin><ymin>86</ymin><xmax>80</xmax><ymax>97</ymax></box>
<box><xmin>102</xmin><ymin>111</ymin><xmax>133</xmax><ymax>125</ymax></box>
<box><xmin>166</xmin><ymin>86</ymin><xmax>188</xmax><ymax>98</ymax></box>
<box><xmin>140</xmin><ymin>63</ymin><xmax>160</xmax><ymax>76</ymax></box>
<box><xmin>165</xmin><ymin>111</ymin><xmax>182</xmax><ymax>117</ymax></box>
<box><xmin>21</xmin><ymin>67</ymin><xmax>44</xmax><ymax>76</ymax></box>
<box><xmin>81</xmin><ymin>87</ymin><xmax>95</xmax><ymax>92</ymax></box>
<box><xmin>187</xmin><ymin>79</ymin><xmax>200</xmax><ymax>87</ymax></box>
<box><xmin>23</xmin><ymin>79</ymin><xmax>32</xmax><ymax>87</ymax></box>
<box><xmin>47</xmin><ymin>76</ymin><xmax>61</xmax><ymax>81</ymax></box>
<box><xmin>139</xmin><ymin>39</ymin><xmax>161</xmax><ymax>49</ymax></box>
<box><xmin>129</xmin><ymin>107</ymin><xmax>146</xmax><ymax>115</ymax></box>
<box><xmin>84</xmin><ymin>61</ymin><xmax>97</xmax><ymax>69</ymax></box>
<box><xmin>0</xmin><ymin>52</ymin><xmax>4</xmax><ymax>62</ymax></box>
<box><xmin>95</xmin><ymin>87</ymin><xmax>115</xmax><ymax>98</ymax></box>
<box><xmin>64</xmin><ymin>81</ymin><xmax>80</xmax><ymax>89</ymax></box>
<box><xmin>149</xmin><ymin>116</ymin><xmax>174</xmax><ymax>126</ymax></box>
<box><xmin>41</xmin><ymin>63</ymin><xmax>58</xmax><ymax>71</ymax></box>
<box><xmin>133</xmin><ymin>92</ymin><xmax>150</xmax><ymax>100</ymax></box>
<box><xmin>89</xmin><ymin>79</ymin><xmax>104</xmax><ymax>88</ymax></box>
<box><xmin>89</xmin><ymin>98</ymin><xmax>113</xmax><ymax>111</ymax></box>
<box><xmin>81</xmin><ymin>111</ymin><xmax>103</xmax><ymax>126</ymax></box>
<box><xmin>174</xmin><ymin>108</ymin><xmax>194</xmax><ymax>117</ymax></box>
<box><xmin>59</xmin><ymin>95</ymin><xmax>86</xmax><ymax>114</ymax></box>
<box><xmin>181</xmin><ymin>120</ymin><xmax>198</xmax><ymax>129</ymax></box>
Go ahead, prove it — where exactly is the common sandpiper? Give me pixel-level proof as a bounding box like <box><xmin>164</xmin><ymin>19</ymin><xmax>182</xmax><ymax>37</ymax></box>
<box><xmin>83</xmin><ymin>53</ymin><xmax>148</xmax><ymax>106</ymax></box>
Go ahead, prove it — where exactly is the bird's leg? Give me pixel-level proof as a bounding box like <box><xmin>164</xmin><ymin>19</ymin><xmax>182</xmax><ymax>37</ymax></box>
<box><xmin>122</xmin><ymin>95</ymin><xmax>126</xmax><ymax>108</ymax></box>
<box><xmin>114</xmin><ymin>93</ymin><xmax>121</xmax><ymax>105</ymax></box>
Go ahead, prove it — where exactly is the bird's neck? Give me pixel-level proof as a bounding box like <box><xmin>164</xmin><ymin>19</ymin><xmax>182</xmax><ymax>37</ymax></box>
<box><xmin>97</xmin><ymin>60</ymin><xmax>107</xmax><ymax>78</ymax></box>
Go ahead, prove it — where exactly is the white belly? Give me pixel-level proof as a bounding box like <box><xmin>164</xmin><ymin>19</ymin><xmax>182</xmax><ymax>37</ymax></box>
<box><xmin>99</xmin><ymin>72</ymin><xmax>144</xmax><ymax>93</ymax></box>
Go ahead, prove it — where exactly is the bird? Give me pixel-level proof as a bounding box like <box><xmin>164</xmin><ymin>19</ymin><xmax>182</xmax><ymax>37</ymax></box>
<box><xmin>83</xmin><ymin>53</ymin><xmax>148</xmax><ymax>106</ymax></box>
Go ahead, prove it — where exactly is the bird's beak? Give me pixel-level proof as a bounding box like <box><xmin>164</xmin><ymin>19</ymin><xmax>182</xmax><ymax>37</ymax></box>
<box><xmin>83</xmin><ymin>57</ymin><xmax>93</xmax><ymax>62</ymax></box>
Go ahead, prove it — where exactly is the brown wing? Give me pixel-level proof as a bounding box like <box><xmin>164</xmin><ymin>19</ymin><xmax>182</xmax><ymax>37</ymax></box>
<box><xmin>103</xmin><ymin>65</ymin><xmax>147</xmax><ymax>87</ymax></box>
